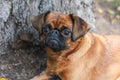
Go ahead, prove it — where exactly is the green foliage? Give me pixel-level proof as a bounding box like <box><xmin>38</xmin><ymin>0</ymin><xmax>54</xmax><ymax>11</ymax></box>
<box><xmin>113</xmin><ymin>0</ymin><xmax>120</xmax><ymax>7</ymax></box>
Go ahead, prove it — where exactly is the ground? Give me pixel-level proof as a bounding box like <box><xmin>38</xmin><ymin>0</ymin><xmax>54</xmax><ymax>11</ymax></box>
<box><xmin>95</xmin><ymin>0</ymin><xmax>120</xmax><ymax>35</ymax></box>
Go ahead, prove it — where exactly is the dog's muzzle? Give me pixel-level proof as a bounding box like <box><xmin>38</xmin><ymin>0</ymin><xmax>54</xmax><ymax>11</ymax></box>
<box><xmin>48</xmin><ymin>39</ymin><xmax>59</xmax><ymax>48</ymax></box>
<box><xmin>45</xmin><ymin>29</ymin><xmax>61</xmax><ymax>51</ymax></box>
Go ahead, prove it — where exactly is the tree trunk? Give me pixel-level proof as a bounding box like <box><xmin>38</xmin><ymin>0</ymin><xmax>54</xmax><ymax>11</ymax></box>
<box><xmin>0</xmin><ymin>0</ymin><xmax>95</xmax><ymax>80</ymax></box>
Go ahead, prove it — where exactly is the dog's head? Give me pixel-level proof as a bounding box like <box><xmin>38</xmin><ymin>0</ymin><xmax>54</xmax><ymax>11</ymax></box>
<box><xmin>32</xmin><ymin>11</ymin><xmax>90</xmax><ymax>52</ymax></box>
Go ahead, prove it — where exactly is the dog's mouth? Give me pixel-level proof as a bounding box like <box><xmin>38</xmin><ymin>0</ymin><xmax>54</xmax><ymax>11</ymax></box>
<box><xmin>48</xmin><ymin>39</ymin><xmax>59</xmax><ymax>48</ymax></box>
<box><xmin>46</xmin><ymin>39</ymin><xmax>61</xmax><ymax>51</ymax></box>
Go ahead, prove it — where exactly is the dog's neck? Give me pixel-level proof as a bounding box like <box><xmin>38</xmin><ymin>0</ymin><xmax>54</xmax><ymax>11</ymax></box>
<box><xmin>67</xmin><ymin>33</ymin><xmax>93</xmax><ymax>61</ymax></box>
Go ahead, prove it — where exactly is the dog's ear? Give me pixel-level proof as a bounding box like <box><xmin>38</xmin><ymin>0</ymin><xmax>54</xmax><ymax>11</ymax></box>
<box><xmin>31</xmin><ymin>11</ymin><xmax>51</xmax><ymax>34</ymax></box>
<box><xmin>69</xmin><ymin>14</ymin><xmax>90</xmax><ymax>41</ymax></box>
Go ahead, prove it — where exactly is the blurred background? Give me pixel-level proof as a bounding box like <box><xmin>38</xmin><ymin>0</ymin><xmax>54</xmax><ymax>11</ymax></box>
<box><xmin>95</xmin><ymin>0</ymin><xmax>120</xmax><ymax>35</ymax></box>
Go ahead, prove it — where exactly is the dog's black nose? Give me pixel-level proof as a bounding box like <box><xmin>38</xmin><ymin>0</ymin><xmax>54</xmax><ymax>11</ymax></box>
<box><xmin>50</xmin><ymin>30</ymin><xmax>59</xmax><ymax>35</ymax></box>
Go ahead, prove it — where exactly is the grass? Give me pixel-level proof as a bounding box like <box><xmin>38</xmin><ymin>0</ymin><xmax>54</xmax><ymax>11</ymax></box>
<box><xmin>113</xmin><ymin>0</ymin><xmax>120</xmax><ymax>15</ymax></box>
<box><xmin>113</xmin><ymin>0</ymin><xmax>120</xmax><ymax>7</ymax></box>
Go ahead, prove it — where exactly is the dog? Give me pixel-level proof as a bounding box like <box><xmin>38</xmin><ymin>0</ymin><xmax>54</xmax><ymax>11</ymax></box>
<box><xmin>30</xmin><ymin>11</ymin><xmax>120</xmax><ymax>80</ymax></box>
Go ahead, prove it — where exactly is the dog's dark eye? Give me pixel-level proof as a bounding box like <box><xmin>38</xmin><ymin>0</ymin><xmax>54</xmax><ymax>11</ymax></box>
<box><xmin>42</xmin><ymin>24</ymin><xmax>52</xmax><ymax>34</ymax></box>
<box><xmin>61</xmin><ymin>28</ymin><xmax>71</xmax><ymax>38</ymax></box>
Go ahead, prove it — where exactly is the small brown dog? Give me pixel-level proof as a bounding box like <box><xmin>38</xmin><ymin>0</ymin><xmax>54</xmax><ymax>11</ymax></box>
<box><xmin>31</xmin><ymin>11</ymin><xmax>120</xmax><ymax>80</ymax></box>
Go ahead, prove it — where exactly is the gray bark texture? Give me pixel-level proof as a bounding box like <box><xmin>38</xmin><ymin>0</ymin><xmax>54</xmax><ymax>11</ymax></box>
<box><xmin>0</xmin><ymin>0</ymin><xmax>95</xmax><ymax>80</ymax></box>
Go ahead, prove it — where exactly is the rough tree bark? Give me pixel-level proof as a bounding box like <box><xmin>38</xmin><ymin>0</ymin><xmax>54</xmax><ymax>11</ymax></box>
<box><xmin>0</xmin><ymin>0</ymin><xmax>95</xmax><ymax>80</ymax></box>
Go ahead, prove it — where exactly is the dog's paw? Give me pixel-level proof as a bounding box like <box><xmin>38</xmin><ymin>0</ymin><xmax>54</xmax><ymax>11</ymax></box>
<box><xmin>47</xmin><ymin>76</ymin><xmax>61</xmax><ymax>80</ymax></box>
